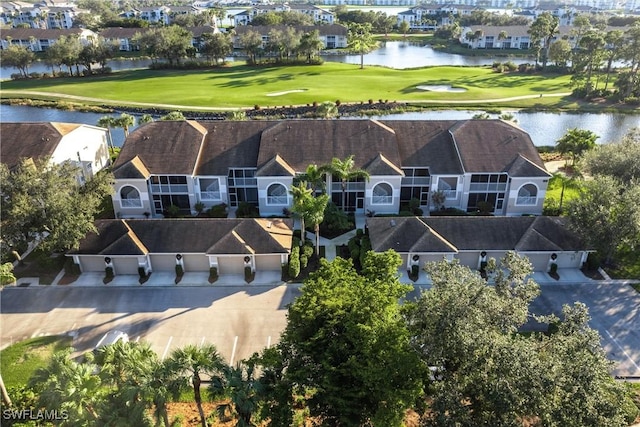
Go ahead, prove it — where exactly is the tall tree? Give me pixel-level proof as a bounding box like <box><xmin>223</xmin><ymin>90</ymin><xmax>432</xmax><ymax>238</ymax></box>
<box><xmin>306</xmin><ymin>193</ymin><xmax>330</xmax><ymax>256</ymax></box>
<box><xmin>115</xmin><ymin>112</ymin><xmax>135</xmax><ymax>137</ymax></box>
<box><xmin>97</xmin><ymin>115</ymin><xmax>116</xmax><ymax>151</ymax></box>
<box><xmin>200</xmin><ymin>32</ymin><xmax>233</xmax><ymax>65</ymax></box>
<box><xmin>209</xmin><ymin>361</ymin><xmax>263</xmax><ymax>427</ymax></box>
<box><xmin>0</xmin><ymin>44</ymin><xmax>35</xmax><ymax>78</ymax></box>
<box><xmin>298</xmin><ymin>30</ymin><xmax>323</xmax><ymax>63</ymax></box>
<box><xmin>348</xmin><ymin>23</ymin><xmax>376</xmax><ymax>69</ymax></box>
<box><xmin>603</xmin><ymin>29</ymin><xmax>625</xmax><ymax>91</ymax></box>
<box><xmin>406</xmin><ymin>255</ymin><xmax>632</xmax><ymax>426</ymax></box>
<box><xmin>555</xmin><ymin>128</ymin><xmax>598</xmax><ymax>166</ymax></box>
<box><xmin>0</xmin><ymin>160</ymin><xmax>114</xmax><ymax>252</ymax></box>
<box><xmin>315</xmin><ymin>101</ymin><xmax>338</xmax><ymax>119</ymax></box>
<box><xmin>583</xmin><ymin>128</ymin><xmax>640</xmax><ymax>183</ymax></box>
<box><xmin>289</xmin><ymin>181</ymin><xmax>313</xmax><ymax>245</ymax></box>
<box><xmin>321</xmin><ymin>155</ymin><xmax>370</xmax><ymax>211</ymax></box>
<box><xmin>239</xmin><ymin>30</ymin><xmax>263</xmax><ymax>64</ymax></box>
<box><xmin>295</xmin><ymin>164</ymin><xmax>326</xmax><ymax>195</ymax></box>
<box><xmin>567</xmin><ymin>175</ymin><xmax>640</xmax><ymax>265</ymax></box>
<box><xmin>278</xmin><ymin>252</ymin><xmax>424</xmax><ymax>426</ymax></box>
<box><xmin>528</xmin><ymin>12</ymin><xmax>559</xmax><ymax>69</ymax></box>
<box><xmin>168</xmin><ymin>344</ymin><xmax>225</xmax><ymax>427</ymax></box>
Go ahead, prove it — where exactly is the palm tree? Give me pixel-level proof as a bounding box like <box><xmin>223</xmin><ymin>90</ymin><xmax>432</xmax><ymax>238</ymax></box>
<box><xmin>348</xmin><ymin>23</ymin><xmax>376</xmax><ymax>69</ymax></box>
<box><xmin>29</xmin><ymin>350</ymin><xmax>103</xmax><ymax>425</ymax></box>
<box><xmin>168</xmin><ymin>344</ymin><xmax>225</xmax><ymax>427</ymax></box>
<box><xmin>290</xmin><ymin>181</ymin><xmax>313</xmax><ymax>246</ymax></box>
<box><xmin>295</xmin><ymin>164</ymin><xmax>326</xmax><ymax>195</ymax></box>
<box><xmin>307</xmin><ymin>193</ymin><xmax>330</xmax><ymax>256</ymax></box>
<box><xmin>498</xmin><ymin>30</ymin><xmax>508</xmax><ymax>49</ymax></box>
<box><xmin>322</xmin><ymin>156</ymin><xmax>369</xmax><ymax>212</ymax></box>
<box><xmin>97</xmin><ymin>115</ymin><xmax>116</xmax><ymax>151</ymax></box>
<box><xmin>209</xmin><ymin>361</ymin><xmax>263</xmax><ymax>427</ymax></box>
<box><xmin>116</xmin><ymin>112</ymin><xmax>135</xmax><ymax>138</ymax></box>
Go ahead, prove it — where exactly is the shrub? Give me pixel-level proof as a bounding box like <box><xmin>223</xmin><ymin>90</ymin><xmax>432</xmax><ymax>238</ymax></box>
<box><xmin>302</xmin><ymin>243</ymin><xmax>314</xmax><ymax>258</ymax></box>
<box><xmin>207</xmin><ymin>203</ymin><xmax>227</xmax><ymax>218</ymax></box>
<box><xmin>356</xmin><ymin>228</ymin><xmax>364</xmax><ymax>237</ymax></box>
<box><xmin>359</xmin><ymin>236</ymin><xmax>371</xmax><ymax>267</ymax></box>
<box><xmin>495</xmin><ymin>64</ymin><xmax>504</xmax><ymax>73</ymax></box>
<box><xmin>244</xmin><ymin>266</ymin><xmax>254</xmax><ymax>283</ymax></box>
<box><xmin>209</xmin><ymin>266</ymin><xmax>218</xmax><ymax>283</ymax></box>
<box><xmin>175</xmin><ymin>264</ymin><xmax>184</xmax><ymax>277</ymax></box>
<box><xmin>236</xmin><ymin>201</ymin><xmax>259</xmax><ymax>218</ymax></box>
<box><xmin>503</xmin><ymin>61</ymin><xmax>517</xmax><ymax>72</ymax></box>
<box><xmin>194</xmin><ymin>202</ymin><xmax>205</xmax><ymax>215</ymax></box>
<box><xmin>138</xmin><ymin>266</ymin><xmax>146</xmax><ymax>278</ymax></box>
<box><xmin>335</xmin><ymin>99</ymin><xmax>341</xmax><ymax>106</ymax></box>
<box><xmin>492</xmin><ymin>61</ymin><xmax>501</xmax><ymax>69</ymax></box>
<box><xmin>549</xmin><ymin>263</ymin><xmax>558</xmax><ymax>274</ymax></box>
<box><xmin>288</xmin><ymin>246</ymin><xmax>300</xmax><ymax>278</ymax></box>
<box><xmin>105</xmin><ymin>266</ymin><xmax>114</xmax><ymax>278</ymax></box>
<box><xmin>254</xmin><ymin>104</ymin><xmax>261</xmax><ymax>110</ymax></box>
<box><xmin>166</xmin><ymin>204</ymin><xmax>181</xmax><ymax>218</ymax></box>
<box><xmin>300</xmin><ymin>255</ymin><xmax>309</xmax><ymax>269</ymax></box>
<box><xmin>28</xmin><ymin>72</ymin><xmax>42</xmax><ymax>79</ymax></box>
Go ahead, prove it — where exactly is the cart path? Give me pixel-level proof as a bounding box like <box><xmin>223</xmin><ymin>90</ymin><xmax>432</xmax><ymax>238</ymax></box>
<box><xmin>0</xmin><ymin>89</ymin><xmax>573</xmax><ymax>111</ymax></box>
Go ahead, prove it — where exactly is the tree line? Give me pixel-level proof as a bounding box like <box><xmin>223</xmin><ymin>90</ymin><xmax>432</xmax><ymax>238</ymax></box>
<box><xmin>5</xmin><ymin>252</ymin><xmax>638</xmax><ymax>426</ymax></box>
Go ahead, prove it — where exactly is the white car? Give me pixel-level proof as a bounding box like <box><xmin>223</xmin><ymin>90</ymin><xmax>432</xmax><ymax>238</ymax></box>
<box><xmin>94</xmin><ymin>330</ymin><xmax>129</xmax><ymax>350</ymax></box>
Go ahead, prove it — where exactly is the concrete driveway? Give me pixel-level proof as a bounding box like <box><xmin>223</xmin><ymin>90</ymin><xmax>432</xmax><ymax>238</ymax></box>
<box><xmin>1</xmin><ymin>285</ymin><xmax>298</xmax><ymax>364</ymax></box>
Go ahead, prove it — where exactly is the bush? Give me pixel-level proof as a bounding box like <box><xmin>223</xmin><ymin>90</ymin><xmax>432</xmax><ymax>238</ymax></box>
<box><xmin>207</xmin><ymin>203</ymin><xmax>228</xmax><ymax>218</ymax></box>
<box><xmin>288</xmin><ymin>246</ymin><xmax>300</xmax><ymax>279</ymax></box>
<box><xmin>175</xmin><ymin>264</ymin><xmax>184</xmax><ymax>277</ymax></box>
<box><xmin>209</xmin><ymin>266</ymin><xmax>218</xmax><ymax>283</ymax></box>
<box><xmin>359</xmin><ymin>236</ymin><xmax>371</xmax><ymax>267</ymax></box>
<box><xmin>549</xmin><ymin>263</ymin><xmax>558</xmax><ymax>274</ymax></box>
<box><xmin>138</xmin><ymin>266</ymin><xmax>146</xmax><ymax>278</ymax></box>
<box><xmin>300</xmin><ymin>255</ymin><xmax>308</xmax><ymax>269</ymax></box>
<box><xmin>302</xmin><ymin>244</ymin><xmax>313</xmax><ymax>258</ymax></box>
<box><xmin>236</xmin><ymin>201</ymin><xmax>259</xmax><ymax>218</ymax></box>
<box><xmin>494</xmin><ymin>64</ymin><xmax>504</xmax><ymax>73</ymax></box>
<box><xmin>503</xmin><ymin>61</ymin><xmax>517</xmax><ymax>72</ymax></box>
<box><xmin>166</xmin><ymin>204</ymin><xmax>181</xmax><ymax>218</ymax></box>
<box><xmin>194</xmin><ymin>202</ymin><xmax>205</xmax><ymax>215</ymax></box>
<box><xmin>492</xmin><ymin>61</ymin><xmax>501</xmax><ymax>69</ymax></box>
<box><xmin>28</xmin><ymin>72</ymin><xmax>42</xmax><ymax>79</ymax></box>
<box><xmin>105</xmin><ymin>266</ymin><xmax>114</xmax><ymax>278</ymax></box>
<box><xmin>244</xmin><ymin>266</ymin><xmax>254</xmax><ymax>283</ymax></box>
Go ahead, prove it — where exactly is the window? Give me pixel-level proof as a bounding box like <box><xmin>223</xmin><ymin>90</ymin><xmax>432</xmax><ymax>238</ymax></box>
<box><xmin>438</xmin><ymin>177</ymin><xmax>458</xmax><ymax>198</ymax></box>
<box><xmin>517</xmin><ymin>184</ymin><xmax>538</xmax><ymax>205</ymax></box>
<box><xmin>267</xmin><ymin>183</ymin><xmax>288</xmax><ymax>205</ymax></box>
<box><xmin>372</xmin><ymin>183</ymin><xmax>393</xmax><ymax>204</ymax></box>
<box><xmin>120</xmin><ymin>186</ymin><xmax>142</xmax><ymax>208</ymax></box>
<box><xmin>199</xmin><ymin>178</ymin><xmax>220</xmax><ymax>200</ymax></box>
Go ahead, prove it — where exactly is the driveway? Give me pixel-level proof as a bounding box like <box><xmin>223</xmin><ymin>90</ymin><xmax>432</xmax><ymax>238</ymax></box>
<box><xmin>1</xmin><ymin>285</ymin><xmax>298</xmax><ymax>364</ymax></box>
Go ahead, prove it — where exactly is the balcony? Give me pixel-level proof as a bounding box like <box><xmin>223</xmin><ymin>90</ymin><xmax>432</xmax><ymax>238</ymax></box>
<box><xmin>200</xmin><ymin>191</ymin><xmax>221</xmax><ymax>200</ymax></box>
<box><xmin>516</xmin><ymin>196</ymin><xmax>537</xmax><ymax>205</ymax></box>
<box><xmin>150</xmin><ymin>184</ymin><xmax>189</xmax><ymax>193</ymax></box>
<box><xmin>402</xmin><ymin>177</ymin><xmax>431</xmax><ymax>186</ymax></box>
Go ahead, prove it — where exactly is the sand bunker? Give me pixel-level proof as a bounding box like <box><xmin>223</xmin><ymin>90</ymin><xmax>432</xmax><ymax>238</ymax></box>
<box><xmin>266</xmin><ymin>89</ymin><xmax>307</xmax><ymax>97</ymax></box>
<box><xmin>416</xmin><ymin>85</ymin><xmax>467</xmax><ymax>93</ymax></box>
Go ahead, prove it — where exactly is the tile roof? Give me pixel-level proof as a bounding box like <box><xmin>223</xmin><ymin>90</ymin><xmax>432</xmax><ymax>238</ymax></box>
<box><xmin>0</xmin><ymin>122</ymin><xmax>80</xmax><ymax>169</ymax></box>
<box><xmin>71</xmin><ymin>218</ymin><xmax>293</xmax><ymax>255</ymax></box>
<box><xmin>366</xmin><ymin>216</ymin><xmax>587</xmax><ymax>254</ymax></box>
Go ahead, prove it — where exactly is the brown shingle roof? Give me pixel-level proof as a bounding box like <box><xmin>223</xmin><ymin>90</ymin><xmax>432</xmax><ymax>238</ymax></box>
<box><xmin>257</xmin><ymin>154</ymin><xmax>296</xmax><ymax>177</ymax></box>
<box><xmin>70</xmin><ymin>219</ymin><xmax>293</xmax><ymax>255</ymax></box>
<box><xmin>112</xmin><ymin>121</ymin><xmax>207</xmax><ymax>177</ymax></box>
<box><xmin>0</xmin><ymin>122</ymin><xmax>79</xmax><ymax>169</ymax></box>
<box><xmin>1</xmin><ymin>28</ymin><xmax>84</xmax><ymax>39</ymax></box>
<box><xmin>367</xmin><ymin>217</ymin><xmax>457</xmax><ymax>253</ymax></box>
<box><xmin>99</xmin><ymin>27</ymin><xmax>152</xmax><ymax>39</ymax></box>
<box><xmin>449</xmin><ymin>120</ymin><xmax>547</xmax><ymax>174</ymax></box>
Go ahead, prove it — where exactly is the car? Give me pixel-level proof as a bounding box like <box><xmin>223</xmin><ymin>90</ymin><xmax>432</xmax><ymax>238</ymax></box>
<box><xmin>94</xmin><ymin>330</ymin><xmax>129</xmax><ymax>350</ymax></box>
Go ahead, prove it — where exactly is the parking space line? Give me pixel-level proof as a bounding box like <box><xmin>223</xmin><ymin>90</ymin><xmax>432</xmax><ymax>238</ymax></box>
<box><xmin>266</xmin><ymin>336</ymin><xmax>271</xmax><ymax>348</ymax></box>
<box><xmin>161</xmin><ymin>336</ymin><xmax>173</xmax><ymax>361</ymax></box>
<box><xmin>230</xmin><ymin>336</ymin><xmax>238</xmax><ymax>366</ymax></box>
<box><xmin>200</xmin><ymin>337</ymin><xmax>205</xmax><ymax>347</ymax></box>
<box><xmin>605</xmin><ymin>330</ymin><xmax>640</xmax><ymax>370</ymax></box>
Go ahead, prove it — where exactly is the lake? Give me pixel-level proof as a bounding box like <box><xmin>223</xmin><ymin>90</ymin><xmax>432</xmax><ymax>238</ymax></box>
<box><xmin>1</xmin><ymin>103</ymin><xmax>637</xmax><ymax>148</ymax></box>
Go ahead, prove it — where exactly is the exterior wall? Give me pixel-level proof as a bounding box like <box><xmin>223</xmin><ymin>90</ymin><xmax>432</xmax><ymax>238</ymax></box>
<box><xmin>194</xmin><ymin>175</ymin><xmax>228</xmax><ymax>209</ymax></box>
<box><xmin>365</xmin><ymin>176</ymin><xmax>402</xmax><ymax>215</ymax></box>
<box><xmin>51</xmin><ymin>126</ymin><xmax>110</xmax><ymax>178</ymax></box>
<box><xmin>184</xmin><ymin>254</ymin><xmax>210</xmax><ymax>271</ymax></box>
<box><xmin>456</xmin><ymin>250</ymin><xmax>507</xmax><ymax>269</ymax></box>
<box><xmin>505</xmin><ymin>176</ymin><xmax>549</xmax><ymax>216</ymax></box>
<box><xmin>257</xmin><ymin>176</ymin><xmax>294</xmax><ymax>217</ymax></box>
<box><xmin>112</xmin><ymin>179</ymin><xmax>152</xmax><ymax>218</ymax></box>
<box><xmin>522</xmin><ymin>251</ymin><xmax>586</xmax><ymax>271</ymax></box>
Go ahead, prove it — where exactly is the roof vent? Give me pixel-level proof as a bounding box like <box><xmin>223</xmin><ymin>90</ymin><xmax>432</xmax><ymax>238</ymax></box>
<box><xmin>390</xmin><ymin>219</ymin><xmax>396</xmax><ymax>227</ymax></box>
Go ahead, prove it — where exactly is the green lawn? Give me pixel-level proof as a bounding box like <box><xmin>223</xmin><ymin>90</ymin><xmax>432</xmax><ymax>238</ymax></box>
<box><xmin>1</xmin><ymin>336</ymin><xmax>73</xmax><ymax>389</ymax></box>
<box><xmin>12</xmin><ymin>248</ymin><xmax>67</xmax><ymax>285</ymax></box>
<box><xmin>544</xmin><ymin>174</ymin><xmax>581</xmax><ymax>207</ymax></box>
<box><xmin>0</xmin><ymin>62</ymin><xmax>574</xmax><ymax>109</ymax></box>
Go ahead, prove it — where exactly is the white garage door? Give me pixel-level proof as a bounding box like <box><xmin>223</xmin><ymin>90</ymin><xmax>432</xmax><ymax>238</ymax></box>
<box><xmin>113</xmin><ymin>257</ymin><xmax>139</xmax><ymax>275</ymax></box>
<box><xmin>184</xmin><ymin>255</ymin><xmax>209</xmax><ymax>272</ymax></box>
<box><xmin>523</xmin><ymin>253</ymin><xmax>549</xmax><ymax>272</ymax></box>
<box><xmin>79</xmin><ymin>256</ymin><xmax>106</xmax><ymax>272</ymax></box>
<box><xmin>150</xmin><ymin>254</ymin><xmax>176</xmax><ymax>271</ymax></box>
<box><xmin>255</xmin><ymin>255</ymin><xmax>282</xmax><ymax>271</ymax></box>
<box><xmin>219</xmin><ymin>256</ymin><xmax>244</xmax><ymax>274</ymax></box>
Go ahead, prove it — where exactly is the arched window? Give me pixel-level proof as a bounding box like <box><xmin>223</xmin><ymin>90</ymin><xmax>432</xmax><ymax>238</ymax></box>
<box><xmin>372</xmin><ymin>183</ymin><xmax>393</xmax><ymax>204</ymax></box>
<box><xmin>120</xmin><ymin>186</ymin><xmax>142</xmax><ymax>207</ymax></box>
<box><xmin>267</xmin><ymin>183</ymin><xmax>287</xmax><ymax>205</ymax></box>
<box><xmin>517</xmin><ymin>184</ymin><xmax>538</xmax><ymax>205</ymax></box>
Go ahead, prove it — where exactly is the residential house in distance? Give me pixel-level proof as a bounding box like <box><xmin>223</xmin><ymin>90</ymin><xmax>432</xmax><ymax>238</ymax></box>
<box><xmin>232</xmin><ymin>4</ymin><xmax>335</xmax><ymax>26</ymax></box>
<box><xmin>100</xmin><ymin>26</ymin><xmax>218</xmax><ymax>52</ymax></box>
<box><xmin>367</xmin><ymin>216</ymin><xmax>590</xmax><ymax>273</ymax></box>
<box><xmin>110</xmin><ymin>119</ymin><xmax>550</xmax><ymax>219</ymax></box>
<box><xmin>0</xmin><ymin>28</ymin><xmax>96</xmax><ymax>51</ymax></box>
<box><xmin>233</xmin><ymin>24</ymin><xmax>348</xmax><ymax>49</ymax></box>
<box><xmin>68</xmin><ymin>218</ymin><xmax>293</xmax><ymax>276</ymax></box>
<box><xmin>0</xmin><ymin>122</ymin><xmax>110</xmax><ymax>181</ymax></box>
<box><xmin>397</xmin><ymin>4</ymin><xmax>478</xmax><ymax>30</ymax></box>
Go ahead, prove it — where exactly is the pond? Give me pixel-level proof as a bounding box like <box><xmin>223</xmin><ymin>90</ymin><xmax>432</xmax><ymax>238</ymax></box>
<box><xmin>2</xmin><ymin>103</ymin><xmax>637</xmax><ymax>148</ymax></box>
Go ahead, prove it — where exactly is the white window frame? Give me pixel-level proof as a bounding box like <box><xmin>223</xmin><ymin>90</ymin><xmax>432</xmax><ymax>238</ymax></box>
<box><xmin>199</xmin><ymin>178</ymin><xmax>221</xmax><ymax>201</ymax></box>
<box><xmin>372</xmin><ymin>182</ymin><xmax>393</xmax><ymax>205</ymax></box>
<box><xmin>120</xmin><ymin>185</ymin><xmax>142</xmax><ymax>208</ymax></box>
<box><xmin>516</xmin><ymin>183</ymin><xmax>538</xmax><ymax>205</ymax></box>
<box><xmin>267</xmin><ymin>183</ymin><xmax>288</xmax><ymax>205</ymax></box>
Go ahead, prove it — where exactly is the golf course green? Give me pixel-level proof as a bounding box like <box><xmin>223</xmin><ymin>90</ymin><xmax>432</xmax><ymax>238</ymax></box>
<box><xmin>0</xmin><ymin>62</ymin><xmax>577</xmax><ymax>110</ymax></box>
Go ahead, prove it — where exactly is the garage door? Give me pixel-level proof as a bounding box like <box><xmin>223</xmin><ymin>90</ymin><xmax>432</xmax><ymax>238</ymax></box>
<box><xmin>79</xmin><ymin>256</ymin><xmax>105</xmax><ymax>272</ymax></box>
<box><xmin>150</xmin><ymin>254</ymin><xmax>176</xmax><ymax>271</ymax></box>
<box><xmin>219</xmin><ymin>256</ymin><xmax>244</xmax><ymax>274</ymax></box>
<box><xmin>255</xmin><ymin>255</ymin><xmax>281</xmax><ymax>271</ymax></box>
<box><xmin>184</xmin><ymin>254</ymin><xmax>209</xmax><ymax>272</ymax></box>
<box><xmin>523</xmin><ymin>253</ymin><xmax>549</xmax><ymax>272</ymax></box>
<box><xmin>113</xmin><ymin>257</ymin><xmax>139</xmax><ymax>275</ymax></box>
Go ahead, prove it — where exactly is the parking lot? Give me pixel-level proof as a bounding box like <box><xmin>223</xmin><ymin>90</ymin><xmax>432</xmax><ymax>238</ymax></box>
<box><xmin>1</xmin><ymin>280</ymin><xmax>638</xmax><ymax>377</ymax></box>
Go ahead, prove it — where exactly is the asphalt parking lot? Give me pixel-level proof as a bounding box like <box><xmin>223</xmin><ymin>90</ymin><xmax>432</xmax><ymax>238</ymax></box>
<box><xmin>0</xmin><ymin>285</ymin><xmax>299</xmax><ymax>364</ymax></box>
<box><xmin>1</xmin><ymin>281</ymin><xmax>638</xmax><ymax>377</ymax></box>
